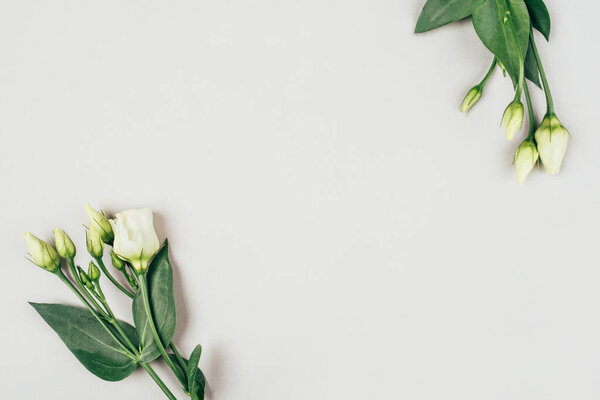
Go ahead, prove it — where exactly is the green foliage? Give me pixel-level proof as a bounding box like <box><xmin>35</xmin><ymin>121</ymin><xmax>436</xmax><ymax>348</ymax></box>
<box><xmin>415</xmin><ymin>0</ymin><xmax>477</xmax><ymax>33</ymax></box>
<box><xmin>472</xmin><ymin>0</ymin><xmax>530</xmax><ymax>84</ymax></box>
<box><xmin>168</xmin><ymin>353</ymin><xmax>207</xmax><ymax>400</ymax></box>
<box><xmin>132</xmin><ymin>243</ymin><xmax>177</xmax><ymax>363</ymax></box>
<box><xmin>524</xmin><ymin>0</ymin><xmax>551</xmax><ymax>40</ymax></box>
<box><xmin>524</xmin><ymin>40</ymin><xmax>541</xmax><ymax>87</ymax></box>
<box><xmin>30</xmin><ymin>303</ymin><xmax>138</xmax><ymax>381</ymax></box>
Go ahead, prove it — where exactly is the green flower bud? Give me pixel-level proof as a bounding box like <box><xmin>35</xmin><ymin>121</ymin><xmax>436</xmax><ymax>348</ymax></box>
<box><xmin>502</xmin><ymin>101</ymin><xmax>524</xmax><ymax>140</ymax></box>
<box><xmin>110</xmin><ymin>251</ymin><xmax>126</xmax><ymax>271</ymax></box>
<box><xmin>460</xmin><ymin>85</ymin><xmax>483</xmax><ymax>113</ymax></box>
<box><xmin>84</xmin><ymin>203</ymin><xmax>114</xmax><ymax>244</ymax></box>
<box><xmin>23</xmin><ymin>231</ymin><xmax>61</xmax><ymax>273</ymax></box>
<box><xmin>514</xmin><ymin>139</ymin><xmax>539</xmax><ymax>185</ymax></box>
<box><xmin>534</xmin><ymin>114</ymin><xmax>569</xmax><ymax>175</ymax></box>
<box><xmin>88</xmin><ymin>261</ymin><xmax>101</xmax><ymax>281</ymax></box>
<box><xmin>87</xmin><ymin>227</ymin><xmax>104</xmax><ymax>258</ymax></box>
<box><xmin>53</xmin><ymin>228</ymin><xmax>76</xmax><ymax>259</ymax></box>
<box><xmin>77</xmin><ymin>266</ymin><xmax>94</xmax><ymax>290</ymax></box>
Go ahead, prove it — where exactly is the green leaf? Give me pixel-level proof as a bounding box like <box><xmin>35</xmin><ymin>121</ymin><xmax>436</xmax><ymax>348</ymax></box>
<box><xmin>30</xmin><ymin>303</ymin><xmax>138</xmax><ymax>381</ymax></box>
<box><xmin>524</xmin><ymin>0</ymin><xmax>550</xmax><ymax>40</ymax></box>
<box><xmin>187</xmin><ymin>345</ymin><xmax>203</xmax><ymax>400</ymax></box>
<box><xmin>415</xmin><ymin>0</ymin><xmax>477</xmax><ymax>33</ymax></box>
<box><xmin>472</xmin><ymin>0</ymin><xmax>531</xmax><ymax>84</ymax></box>
<box><xmin>168</xmin><ymin>354</ymin><xmax>206</xmax><ymax>400</ymax></box>
<box><xmin>132</xmin><ymin>243</ymin><xmax>177</xmax><ymax>363</ymax></box>
<box><xmin>524</xmin><ymin>39</ymin><xmax>541</xmax><ymax>88</ymax></box>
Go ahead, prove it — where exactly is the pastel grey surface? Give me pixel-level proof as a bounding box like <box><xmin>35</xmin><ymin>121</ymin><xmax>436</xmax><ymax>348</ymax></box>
<box><xmin>1</xmin><ymin>0</ymin><xmax>599</xmax><ymax>399</ymax></box>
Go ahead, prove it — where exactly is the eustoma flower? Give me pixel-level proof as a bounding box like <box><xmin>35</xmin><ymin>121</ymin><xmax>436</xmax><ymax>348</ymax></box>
<box><xmin>23</xmin><ymin>231</ymin><xmax>61</xmax><ymax>272</ymax></box>
<box><xmin>534</xmin><ymin>114</ymin><xmax>569</xmax><ymax>174</ymax></box>
<box><xmin>110</xmin><ymin>208</ymin><xmax>160</xmax><ymax>273</ymax></box>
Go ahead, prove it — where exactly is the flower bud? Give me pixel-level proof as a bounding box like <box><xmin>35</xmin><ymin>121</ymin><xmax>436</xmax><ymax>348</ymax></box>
<box><xmin>53</xmin><ymin>228</ymin><xmax>76</xmax><ymax>259</ymax></box>
<box><xmin>502</xmin><ymin>101</ymin><xmax>524</xmax><ymax>140</ymax></box>
<box><xmin>88</xmin><ymin>261</ymin><xmax>101</xmax><ymax>281</ymax></box>
<box><xmin>110</xmin><ymin>208</ymin><xmax>160</xmax><ymax>273</ymax></box>
<box><xmin>84</xmin><ymin>203</ymin><xmax>114</xmax><ymax>244</ymax></box>
<box><xmin>514</xmin><ymin>139</ymin><xmax>539</xmax><ymax>185</ymax></box>
<box><xmin>77</xmin><ymin>266</ymin><xmax>94</xmax><ymax>290</ymax></box>
<box><xmin>87</xmin><ymin>227</ymin><xmax>104</xmax><ymax>258</ymax></box>
<box><xmin>23</xmin><ymin>231</ymin><xmax>61</xmax><ymax>273</ymax></box>
<box><xmin>534</xmin><ymin>114</ymin><xmax>569</xmax><ymax>175</ymax></box>
<box><xmin>460</xmin><ymin>85</ymin><xmax>483</xmax><ymax>113</ymax></box>
<box><xmin>110</xmin><ymin>251</ymin><xmax>126</xmax><ymax>271</ymax></box>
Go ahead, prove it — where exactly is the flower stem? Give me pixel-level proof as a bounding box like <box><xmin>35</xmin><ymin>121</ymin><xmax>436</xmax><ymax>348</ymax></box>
<box><xmin>169</xmin><ymin>343</ymin><xmax>188</xmax><ymax>372</ymax></box>
<box><xmin>138</xmin><ymin>274</ymin><xmax>185</xmax><ymax>386</ymax></box>
<box><xmin>141</xmin><ymin>363</ymin><xmax>179</xmax><ymax>400</ymax></box>
<box><xmin>479</xmin><ymin>58</ymin><xmax>498</xmax><ymax>87</ymax></box>
<box><xmin>529</xmin><ymin>28</ymin><xmax>554</xmax><ymax>114</ymax></box>
<box><xmin>67</xmin><ymin>258</ymin><xmax>110</xmax><ymax>319</ymax></box>
<box><xmin>523</xmin><ymin>82</ymin><xmax>536</xmax><ymax>139</ymax></box>
<box><xmin>95</xmin><ymin>256</ymin><xmax>135</xmax><ymax>298</ymax></box>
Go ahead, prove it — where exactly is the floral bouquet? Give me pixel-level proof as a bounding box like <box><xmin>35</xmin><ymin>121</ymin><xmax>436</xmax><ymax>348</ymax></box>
<box><xmin>24</xmin><ymin>205</ymin><xmax>204</xmax><ymax>400</ymax></box>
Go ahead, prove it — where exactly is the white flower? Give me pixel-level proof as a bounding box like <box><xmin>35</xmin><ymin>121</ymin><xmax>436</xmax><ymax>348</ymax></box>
<box><xmin>110</xmin><ymin>208</ymin><xmax>160</xmax><ymax>272</ymax></box>
<box><xmin>535</xmin><ymin>114</ymin><xmax>569</xmax><ymax>175</ymax></box>
<box><xmin>514</xmin><ymin>140</ymin><xmax>539</xmax><ymax>185</ymax></box>
<box><xmin>502</xmin><ymin>101</ymin><xmax>524</xmax><ymax>140</ymax></box>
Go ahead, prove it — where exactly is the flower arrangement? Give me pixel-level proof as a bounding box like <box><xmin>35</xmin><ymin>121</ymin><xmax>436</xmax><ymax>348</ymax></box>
<box><xmin>415</xmin><ymin>0</ymin><xmax>569</xmax><ymax>184</ymax></box>
<box><xmin>24</xmin><ymin>205</ymin><xmax>204</xmax><ymax>400</ymax></box>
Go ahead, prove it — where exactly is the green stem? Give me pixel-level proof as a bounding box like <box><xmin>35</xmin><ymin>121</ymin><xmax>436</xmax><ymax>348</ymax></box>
<box><xmin>67</xmin><ymin>258</ymin><xmax>110</xmax><ymax>319</ymax></box>
<box><xmin>523</xmin><ymin>82</ymin><xmax>536</xmax><ymax>139</ymax></box>
<box><xmin>169</xmin><ymin>343</ymin><xmax>188</xmax><ymax>372</ymax></box>
<box><xmin>529</xmin><ymin>28</ymin><xmax>554</xmax><ymax>114</ymax></box>
<box><xmin>56</xmin><ymin>270</ymin><xmax>133</xmax><ymax>358</ymax></box>
<box><xmin>479</xmin><ymin>58</ymin><xmax>498</xmax><ymax>87</ymax></box>
<box><xmin>138</xmin><ymin>274</ymin><xmax>184</xmax><ymax>384</ymax></box>
<box><xmin>95</xmin><ymin>257</ymin><xmax>135</xmax><ymax>298</ymax></box>
<box><xmin>142</xmin><ymin>363</ymin><xmax>178</xmax><ymax>400</ymax></box>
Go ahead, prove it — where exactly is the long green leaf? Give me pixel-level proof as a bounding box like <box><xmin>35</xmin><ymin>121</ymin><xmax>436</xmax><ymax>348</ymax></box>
<box><xmin>524</xmin><ymin>39</ymin><xmax>541</xmax><ymax>87</ymax></box>
<box><xmin>30</xmin><ymin>303</ymin><xmax>138</xmax><ymax>381</ymax></box>
<box><xmin>472</xmin><ymin>0</ymin><xmax>531</xmax><ymax>84</ymax></box>
<box><xmin>415</xmin><ymin>0</ymin><xmax>477</xmax><ymax>33</ymax></box>
<box><xmin>168</xmin><ymin>354</ymin><xmax>206</xmax><ymax>400</ymax></box>
<box><xmin>132</xmin><ymin>243</ymin><xmax>177</xmax><ymax>363</ymax></box>
<box><xmin>187</xmin><ymin>345</ymin><xmax>203</xmax><ymax>400</ymax></box>
<box><xmin>524</xmin><ymin>0</ymin><xmax>550</xmax><ymax>40</ymax></box>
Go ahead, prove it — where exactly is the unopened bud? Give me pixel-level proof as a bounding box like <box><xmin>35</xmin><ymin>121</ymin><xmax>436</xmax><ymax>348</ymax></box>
<box><xmin>514</xmin><ymin>139</ymin><xmax>539</xmax><ymax>185</ymax></box>
<box><xmin>84</xmin><ymin>203</ymin><xmax>114</xmax><ymax>244</ymax></box>
<box><xmin>53</xmin><ymin>228</ymin><xmax>76</xmax><ymax>259</ymax></box>
<box><xmin>88</xmin><ymin>261</ymin><xmax>101</xmax><ymax>281</ymax></box>
<box><xmin>502</xmin><ymin>101</ymin><xmax>524</xmax><ymax>140</ymax></box>
<box><xmin>110</xmin><ymin>251</ymin><xmax>126</xmax><ymax>271</ymax></box>
<box><xmin>23</xmin><ymin>231</ymin><xmax>61</xmax><ymax>273</ymax></box>
<box><xmin>77</xmin><ymin>266</ymin><xmax>94</xmax><ymax>290</ymax></box>
<box><xmin>534</xmin><ymin>114</ymin><xmax>569</xmax><ymax>175</ymax></box>
<box><xmin>460</xmin><ymin>85</ymin><xmax>483</xmax><ymax>113</ymax></box>
<box><xmin>87</xmin><ymin>227</ymin><xmax>104</xmax><ymax>258</ymax></box>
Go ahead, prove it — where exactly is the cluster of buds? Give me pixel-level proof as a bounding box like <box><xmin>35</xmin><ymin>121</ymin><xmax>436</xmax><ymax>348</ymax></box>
<box><xmin>24</xmin><ymin>204</ymin><xmax>161</xmax><ymax>275</ymax></box>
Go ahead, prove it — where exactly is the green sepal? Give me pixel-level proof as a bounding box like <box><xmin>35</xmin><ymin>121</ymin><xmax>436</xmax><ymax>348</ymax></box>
<box><xmin>30</xmin><ymin>302</ymin><xmax>138</xmax><ymax>381</ymax></box>
<box><xmin>132</xmin><ymin>242</ymin><xmax>176</xmax><ymax>363</ymax></box>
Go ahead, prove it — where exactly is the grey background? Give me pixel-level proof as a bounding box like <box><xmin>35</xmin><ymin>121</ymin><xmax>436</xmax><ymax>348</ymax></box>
<box><xmin>1</xmin><ymin>0</ymin><xmax>599</xmax><ymax>399</ymax></box>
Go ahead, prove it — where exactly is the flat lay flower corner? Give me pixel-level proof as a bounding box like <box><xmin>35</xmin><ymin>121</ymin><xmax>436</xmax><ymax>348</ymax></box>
<box><xmin>24</xmin><ymin>204</ymin><xmax>205</xmax><ymax>400</ymax></box>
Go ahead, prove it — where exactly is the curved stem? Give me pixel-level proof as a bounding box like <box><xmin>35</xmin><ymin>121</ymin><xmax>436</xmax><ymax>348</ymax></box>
<box><xmin>95</xmin><ymin>256</ymin><xmax>134</xmax><ymax>298</ymax></box>
<box><xmin>479</xmin><ymin>58</ymin><xmax>498</xmax><ymax>87</ymax></box>
<box><xmin>529</xmin><ymin>28</ymin><xmax>554</xmax><ymax>114</ymax></box>
<box><xmin>138</xmin><ymin>274</ymin><xmax>183</xmax><ymax>383</ymax></box>
<box><xmin>523</xmin><ymin>82</ymin><xmax>536</xmax><ymax>139</ymax></box>
<box><xmin>169</xmin><ymin>343</ymin><xmax>188</xmax><ymax>372</ymax></box>
<box><xmin>141</xmin><ymin>363</ymin><xmax>179</xmax><ymax>400</ymax></box>
<box><xmin>67</xmin><ymin>258</ymin><xmax>110</xmax><ymax>319</ymax></box>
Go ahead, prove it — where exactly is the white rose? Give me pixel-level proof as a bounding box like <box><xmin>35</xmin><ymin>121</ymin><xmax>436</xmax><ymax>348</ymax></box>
<box><xmin>110</xmin><ymin>208</ymin><xmax>160</xmax><ymax>272</ymax></box>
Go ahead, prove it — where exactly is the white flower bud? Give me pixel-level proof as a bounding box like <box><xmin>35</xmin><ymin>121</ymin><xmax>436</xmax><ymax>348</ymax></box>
<box><xmin>514</xmin><ymin>140</ymin><xmax>539</xmax><ymax>185</ymax></box>
<box><xmin>502</xmin><ymin>101</ymin><xmax>524</xmax><ymax>140</ymax></box>
<box><xmin>535</xmin><ymin>114</ymin><xmax>569</xmax><ymax>175</ymax></box>
<box><xmin>110</xmin><ymin>208</ymin><xmax>160</xmax><ymax>273</ymax></box>
<box><xmin>53</xmin><ymin>228</ymin><xmax>76</xmax><ymax>259</ymax></box>
<box><xmin>460</xmin><ymin>86</ymin><xmax>482</xmax><ymax>113</ymax></box>
<box><xmin>84</xmin><ymin>203</ymin><xmax>114</xmax><ymax>244</ymax></box>
<box><xmin>87</xmin><ymin>226</ymin><xmax>105</xmax><ymax>258</ymax></box>
<box><xmin>23</xmin><ymin>231</ymin><xmax>61</xmax><ymax>272</ymax></box>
